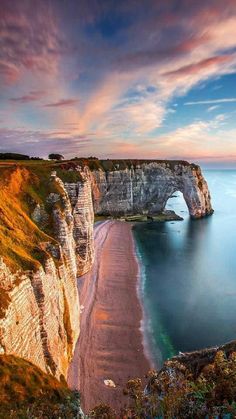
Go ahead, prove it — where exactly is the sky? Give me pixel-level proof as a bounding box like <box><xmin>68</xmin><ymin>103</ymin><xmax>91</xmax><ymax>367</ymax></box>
<box><xmin>1</xmin><ymin>0</ymin><xmax>236</xmax><ymax>167</ymax></box>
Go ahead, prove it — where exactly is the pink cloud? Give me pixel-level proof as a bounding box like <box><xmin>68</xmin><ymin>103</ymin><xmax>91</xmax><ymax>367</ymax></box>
<box><xmin>44</xmin><ymin>99</ymin><xmax>79</xmax><ymax>108</ymax></box>
<box><xmin>0</xmin><ymin>127</ymin><xmax>92</xmax><ymax>158</ymax></box>
<box><xmin>163</xmin><ymin>55</ymin><xmax>235</xmax><ymax>77</ymax></box>
<box><xmin>0</xmin><ymin>61</ymin><xmax>20</xmax><ymax>84</ymax></box>
<box><xmin>0</xmin><ymin>1</ymin><xmax>69</xmax><ymax>85</ymax></box>
<box><xmin>9</xmin><ymin>91</ymin><xmax>45</xmax><ymax>104</ymax></box>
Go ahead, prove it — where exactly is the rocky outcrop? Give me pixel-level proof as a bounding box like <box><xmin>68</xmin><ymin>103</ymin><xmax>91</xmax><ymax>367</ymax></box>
<box><xmin>91</xmin><ymin>161</ymin><xmax>213</xmax><ymax>218</ymax></box>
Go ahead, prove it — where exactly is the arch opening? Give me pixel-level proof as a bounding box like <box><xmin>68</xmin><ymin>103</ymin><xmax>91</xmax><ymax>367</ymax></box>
<box><xmin>164</xmin><ymin>190</ymin><xmax>189</xmax><ymax>220</ymax></box>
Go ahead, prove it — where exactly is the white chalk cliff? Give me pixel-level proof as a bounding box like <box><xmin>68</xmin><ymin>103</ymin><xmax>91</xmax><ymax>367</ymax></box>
<box><xmin>91</xmin><ymin>161</ymin><xmax>213</xmax><ymax>218</ymax></box>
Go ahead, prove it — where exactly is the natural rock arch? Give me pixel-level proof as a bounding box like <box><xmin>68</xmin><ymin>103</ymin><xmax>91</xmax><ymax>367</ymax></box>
<box><xmin>91</xmin><ymin>161</ymin><xmax>213</xmax><ymax>219</ymax></box>
<box><xmin>164</xmin><ymin>190</ymin><xmax>188</xmax><ymax>216</ymax></box>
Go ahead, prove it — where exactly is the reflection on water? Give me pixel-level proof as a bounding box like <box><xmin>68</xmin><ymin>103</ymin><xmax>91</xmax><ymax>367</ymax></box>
<box><xmin>133</xmin><ymin>170</ymin><xmax>236</xmax><ymax>366</ymax></box>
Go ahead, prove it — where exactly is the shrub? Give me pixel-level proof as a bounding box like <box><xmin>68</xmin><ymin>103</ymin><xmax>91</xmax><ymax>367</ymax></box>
<box><xmin>48</xmin><ymin>154</ymin><xmax>64</xmax><ymax>161</ymax></box>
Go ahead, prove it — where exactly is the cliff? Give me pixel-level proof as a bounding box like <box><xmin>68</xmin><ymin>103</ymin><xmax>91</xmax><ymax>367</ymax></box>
<box><xmin>0</xmin><ymin>165</ymin><xmax>94</xmax><ymax>379</ymax></box>
<box><xmin>0</xmin><ymin>159</ymin><xmax>212</xmax><ymax>382</ymax></box>
<box><xmin>91</xmin><ymin>160</ymin><xmax>213</xmax><ymax>218</ymax></box>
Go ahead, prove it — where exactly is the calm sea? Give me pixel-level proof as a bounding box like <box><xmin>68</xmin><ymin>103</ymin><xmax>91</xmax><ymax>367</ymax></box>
<box><xmin>133</xmin><ymin>170</ymin><xmax>236</xmax><ymax>366</ymax></box>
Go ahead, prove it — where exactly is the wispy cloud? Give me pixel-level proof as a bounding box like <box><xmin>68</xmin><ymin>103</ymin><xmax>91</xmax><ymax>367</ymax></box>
<box><xmin>9</xmin><ymin>91</ymin><xmax>45</xmax><ymax>104</ymax></box>
<box><xmin>163</xmin><ymin>55</ymin><xmax>235</xmax><ymax>78</ymax></box>
<box><xmin>44</xmin><ymin>99</ymin><xmax>79</xmax><ymax>108</ymax></box>
<box><xmin>207</xmin><ymin>105</ymin><xmax>220</xmax><ymax>112</ymax></box>
<box><xmin>185</xmin><ymin>98</ymin><xmax>236</xmax><ymax>105</ymax></box>
<box><xmin>0</xmin><ymin>127</ymin><xmax>92</xmax><ymax>157</ymax></box>
<box><xmin>0</xmin><ymin>0</ymin><xmax>70</xmax><ymax>85</ymax></box>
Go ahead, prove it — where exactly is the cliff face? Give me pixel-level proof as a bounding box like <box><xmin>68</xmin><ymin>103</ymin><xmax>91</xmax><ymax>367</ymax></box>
<box><xmin>0</xmin><ymin>166</ymin><xmax>94</xmax><ymax>379</ymax></box>
<box><xmin>91</xmin><ymin>161</ymin><xmax>213</xmax><ymax>218</ymax></box>
<box><xmin>0</xmin><ymin>258</ymin><xmax>79</xmax><ymax>378</ymax></box>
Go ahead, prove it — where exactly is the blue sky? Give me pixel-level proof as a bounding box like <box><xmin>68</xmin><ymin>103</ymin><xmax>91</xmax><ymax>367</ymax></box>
<box><xmin>0</xmin><ymin>0</ymin><xmax>236</xmax><ymax>167</ymax></box>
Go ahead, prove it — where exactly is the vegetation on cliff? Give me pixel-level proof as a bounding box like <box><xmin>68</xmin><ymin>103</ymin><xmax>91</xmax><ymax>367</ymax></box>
<box><xmin>0</xmin><ymin>161</ymin><xmax>83</xmax><ymax>273</ymax></box>
<box><xmin>0</xmin><ymin>355</ymin><xmax>81</xmax><ymax>419</ymax></box>
<box><xmin>1</xmin><ymin>343</ymin><xmax>236</xmax><ymax>418</ymax></box>
<box><xmin>90</xmin><ymin>342</ymin><xmax>236</xmax><ymax>418</ymax></box>
<box><xmin>0</xmin><ymin>166</ymin><xmax>52</xmax><ymax>273</ymax></box>
<box><xmin>0</xmin><ymin>162</ymin><xmax>83</xmax><ymax>319</ymax></box>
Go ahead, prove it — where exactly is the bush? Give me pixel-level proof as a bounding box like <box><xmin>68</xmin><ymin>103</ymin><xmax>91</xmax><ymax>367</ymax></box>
<box><xmin>0</xmin><ymin>153</ymin><xmax>30</xmax><ymax>160</ymax></box>
<box><xmin>89</xmin><ymin>345</ymin><xmax>236</xmax><ymax>418</ymax></box>
<box><xmin>48</xmin><ymin>154</ymin><xmax>64</xmax><ymax>161</ymax></box>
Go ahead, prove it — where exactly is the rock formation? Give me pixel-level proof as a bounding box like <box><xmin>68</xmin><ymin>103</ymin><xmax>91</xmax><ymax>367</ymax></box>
<box><xmin>91</xmin><ymin>161</ymin><xmax>213</xmax><ymax>218</ymax></box>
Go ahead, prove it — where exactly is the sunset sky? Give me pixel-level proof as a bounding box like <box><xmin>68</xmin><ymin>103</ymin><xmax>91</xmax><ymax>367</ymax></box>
<box><xmin>1</xmin><ymin>0</ymin><xmax>236</xmax><ymax>166</ymax></box>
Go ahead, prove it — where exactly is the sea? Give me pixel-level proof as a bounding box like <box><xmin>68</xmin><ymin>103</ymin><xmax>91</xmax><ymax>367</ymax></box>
<box><xmin>133</xmin><ymin>170</ymin><xmax>236</xmax><ymax>367</ymax></box>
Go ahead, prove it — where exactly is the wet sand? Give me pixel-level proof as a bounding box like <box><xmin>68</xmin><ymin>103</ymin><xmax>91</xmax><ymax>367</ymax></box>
<box><xmin>68</xmin><ymin>220</ymin><xmax>150</xmax><ymax>414</ymax></box>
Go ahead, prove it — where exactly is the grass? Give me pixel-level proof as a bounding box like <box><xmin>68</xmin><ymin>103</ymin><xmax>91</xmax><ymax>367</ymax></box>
<box><xmin>0</xmin><ymin>355</ymin><xmax>80</xmax><ymax>418</ymax></box>
<box><xmin>0</xmin><ymin>167</ymin><xmax>55</xmax><ymax>273</ymax></box>
<box><xmin>0</xmin><ymin>166</ymin><xmax>61</xmax><ymax>318</ymax></box>
<box><xmin>0</xmin><ymin>158</ymin><xmax>198</xmax><ymax>173</ymax></box>
<box><xmin>0</xmin><ymin>163</ymin><xmax>79</xmax><ymax>272</ymax></box>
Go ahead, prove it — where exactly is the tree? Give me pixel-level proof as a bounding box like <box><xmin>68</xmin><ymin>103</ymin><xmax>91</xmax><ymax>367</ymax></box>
<box><xmin>48</xmin><ymin>154</ymin><xmax>64</xmax><ymax>161</ymax></box>
<box><xmin>0</xmin><ymin>153</ymin><xmax>30</xmax><ymax>160</ymax></box>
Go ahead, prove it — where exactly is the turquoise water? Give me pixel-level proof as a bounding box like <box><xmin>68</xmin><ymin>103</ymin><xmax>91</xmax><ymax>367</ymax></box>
<box><xmin>133</xmin><ymin>170</ymin><xmax>236</xmax><ymax>366</ymax></box>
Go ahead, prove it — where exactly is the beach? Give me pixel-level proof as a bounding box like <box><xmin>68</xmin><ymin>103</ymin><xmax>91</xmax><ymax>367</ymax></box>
<box><xmin>68</xmin><ymin>220</ymin><xmax>151</xmax><ymax>413</ymax></box>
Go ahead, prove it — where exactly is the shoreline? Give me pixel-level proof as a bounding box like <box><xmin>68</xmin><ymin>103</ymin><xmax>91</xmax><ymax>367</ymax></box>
<box><xmin>133</xmin><ymin>232</ymin><xmax>160</xmax><ymax>370</ymax></box>
<box><xmin>68</xmin><ymin>220</ymin><xmax>151</xmax><ymax>413</ymax></box>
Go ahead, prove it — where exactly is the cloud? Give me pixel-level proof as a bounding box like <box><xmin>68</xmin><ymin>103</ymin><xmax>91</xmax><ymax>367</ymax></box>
<box><xmin>163</xmin><ymin>55</ymin><xmax>235</xmax><ymax>78</ymax></box>
<box><xmin>207</xmin><ymin>105</ymin><xmax>220</xmax><ymax>112</ymax></box>
<box><xmin>44</xmin><ymin>99</ymin><xmax>79</xmax><ymax>108</ymax></box>
<box><xmin>9</xmin><ymin>91</ymin><xmax>45</xmax><ymax>104</ymax></box>
<box><xmin>1</xmin><ymin>0</ymin><xmax>236</xmax><ymax>162</ymax></box>
<box><xmin>146</xmin><ymin>114</ymin><xmax>234</xmax><ymax>161</ymax></box>
<box><xmin>0</xmin><ymin>61</ymin><xmax>20</xmax><ymax>84</ymax></box>
<box><xmin>0</xmin><ymin>127</ymin><xmax>92</xmax><ymax>158</ymax></box>
<box><xmin>74</xmin><ymin>2</ymin><xmax>236</xmax><ymax>140</ymax></box>
<box><xmin>185</xmin><ymin>98</ymin><xmax>236</xmax><ymax>105</ymax></box>
<box><xmin>0</xmin><ymin>0</ymin><xmax>70</xmax><ymax>85</ymax></box>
